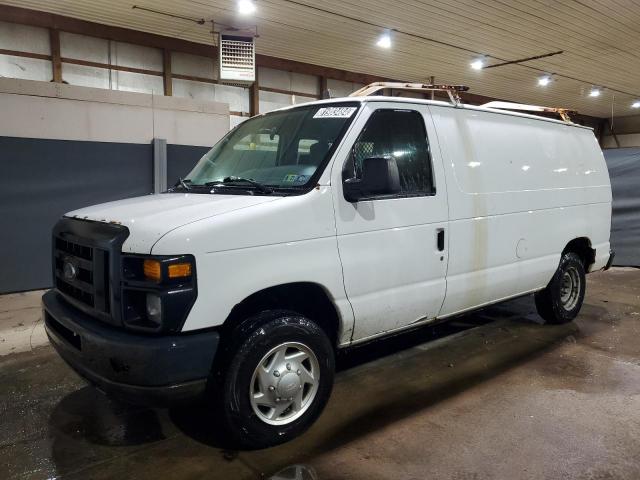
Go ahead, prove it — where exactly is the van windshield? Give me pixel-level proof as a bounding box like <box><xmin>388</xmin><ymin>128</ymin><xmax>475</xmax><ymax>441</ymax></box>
<box><xmin>185</xmin><ymin>102</ymin><xmax>360</xmax><ymax>194</ymax></box>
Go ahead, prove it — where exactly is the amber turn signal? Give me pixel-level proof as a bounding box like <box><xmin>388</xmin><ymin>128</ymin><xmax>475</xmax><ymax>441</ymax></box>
<box><xmin>143</xmin><ymin>259</ymin><xmax>162</xmax><ymax>282</ymax></box>
<box><xmin>168</xmin><ymin>262</ymin><xmax>192</xmax><ymax>279</ymax></box>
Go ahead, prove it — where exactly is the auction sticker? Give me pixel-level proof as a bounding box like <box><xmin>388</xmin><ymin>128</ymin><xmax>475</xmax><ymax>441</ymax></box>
<box><xmin>313</xmin><ymin>107</ymin><xmax>357</xmax><ymax>118</ymax></box>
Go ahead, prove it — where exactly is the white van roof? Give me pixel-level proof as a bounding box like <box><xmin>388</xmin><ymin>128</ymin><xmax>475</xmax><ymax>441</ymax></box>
<box><xmin>271</xmin><ymin>96</ymin><xmax>593</xmax><ymax>131</ymax></box>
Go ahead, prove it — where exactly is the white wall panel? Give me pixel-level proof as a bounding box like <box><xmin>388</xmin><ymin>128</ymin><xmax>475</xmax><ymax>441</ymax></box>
<box><xmin>172</xmin><ymin>51</ymin><xmax>216</xmax><ymax>79</ymax></box>
<box><xmin>60</xmin><ymin>32</ymin><xmax>109</xmax><ymax>63</ymax></box>
<box><xmin>112</xmin><ymin>70</ymin><xmax>164</xmax><ymax>95</ymax></box>
<box><xmin>112</xmin><ymin>41</ymin><xmax>162</xmax><ymax>71</ymax></box>
<box><xmin>291</xmin><ymin>72</ymin><xmax>318</xmax><ymax>95</ymax></box>
<box><xmin>0</xmin><ymin>55</ymin><xmax>52</xmax><ymax>82</ymax></box>
<box><xmin>0</xmin><ymin>78</ymin><xmax>229</xmax><ymax>145</ymax></box>
<box><xmin>153</xmin><ymin>109</ymin><xmax>228</xmax><ymax>147</ymax></box>
<box><xmin>259</xmin><ymin>90</ymin><xmax>292</xmax><ymax>113</ymax></box>
<box><xmin>0</xmin><ymin>21</ymin><xmax>49</xmax><ymax>54</ymax></box>
<box><xmin>326</xmin><ymin>79</ymin><xmax>363</xmax><ymax>99</ymax></box>
<box><xmin>215</xmin><ymin>84</ymin><xmax>249</xmax><ymax>113</ymax></box>
<box><xmin>292</xmin><ymin>95</ymin><xmax>315</xmax><ymax>105</ymax></box>
<box><xmin>258</xmin><ymin>66</ymin><xmax>290</xmax><ymax>90</ymax></box>
<box><xmin>229</xmin><ymin>115</ymin><xmax>247</xmax><ymax>130</ymax></box>
<box><xmin>62</xmin><ymin>64</ymin><xmax>110</xmax><ymax>89</ymax></box>
<box><xmin>173</xmin><ymin>78</ymin><xmax>215</xmax><ymax>102</ymax></box>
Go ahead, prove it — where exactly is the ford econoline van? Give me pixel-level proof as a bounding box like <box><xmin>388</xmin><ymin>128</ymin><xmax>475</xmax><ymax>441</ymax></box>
<box><xmin>43</xmin><ymin>84</ymin><xmax>613</xmax><ymax>448</ymax></box>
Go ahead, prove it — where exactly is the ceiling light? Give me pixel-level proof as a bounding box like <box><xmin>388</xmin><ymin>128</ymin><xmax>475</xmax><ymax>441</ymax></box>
<box><xmin>470</xmin><ymin>57</ymin><xmax>485</xmax><ymax>70</ymax></box>
<box><xmin>376</xmin><ymin>32</ymin><xmax>392</xmax><ymax>49</ymax></box>
<box><xmin>538</xmin><ymin>75</ymin><xmax>551</xmax><ymax>87</ymax></box>
<box><xmin>237</xmin><ymin>0</ymin><xmax>256</xmax><ymax>15</ymax></box>
<box><xmin>632</xmin><ymin>100</ymin><xmax>640</xmax><ymax>109</ymax></box>
<box><xmin>589</xmin><ymin>87</ymin><xmax>601</xmax><ymax>97</ymax></box>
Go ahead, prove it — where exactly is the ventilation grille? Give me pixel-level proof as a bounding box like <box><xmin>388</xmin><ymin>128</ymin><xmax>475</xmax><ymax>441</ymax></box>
<box><xmin>219</xmin><ymin>34</ymin><xmax>256</xmax><ymax>84</ymax></box>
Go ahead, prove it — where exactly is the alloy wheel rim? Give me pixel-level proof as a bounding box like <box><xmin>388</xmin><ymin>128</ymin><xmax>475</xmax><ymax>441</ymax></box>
<box><xmin>560</xmin><ymin>266</ymin><xmax>580</xmax><ymax>311</ymax></box>
<box><xmin>249</xmin><ymin>342</ymin><xmax>320</xmax><ymax>426</ymax></box>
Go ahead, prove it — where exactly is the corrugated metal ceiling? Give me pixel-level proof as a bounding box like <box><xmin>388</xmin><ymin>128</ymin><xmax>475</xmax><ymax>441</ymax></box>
<box><xmin>2</xmin><ymin>0</ymin><xmax>639</xmax><ymax>118</ymax></box>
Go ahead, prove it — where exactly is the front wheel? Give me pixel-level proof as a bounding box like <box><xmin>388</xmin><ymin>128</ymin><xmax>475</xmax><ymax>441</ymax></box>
<box><xmin>213</xmin><ymin>311</ymin><xmax>334</xmax><ymax>449</ymax></box>
<box><xmin>535</xmin><ymin>252</ymin><xmax>586</xmax><ymax>324</ymax></box>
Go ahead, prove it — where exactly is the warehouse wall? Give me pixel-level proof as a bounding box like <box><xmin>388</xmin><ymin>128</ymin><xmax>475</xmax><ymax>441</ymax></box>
<box><xmin>0</xmin><ymin>78</ymin><xmax>229</xmax><ymax>293</ymax></box>
<box><xmin>602</xmin><ymin>115</ymin><xmax>640</xmax><ymax>148</ymax></box>
<box><xmin>603</xmin><ymin>148</ymin><xmax>640</xmax><ymax>267</ymax></box>
<box><xmin>0</xmin><ymin>21</ymin><xmax>365</xmax><ymax>131</ymax></box>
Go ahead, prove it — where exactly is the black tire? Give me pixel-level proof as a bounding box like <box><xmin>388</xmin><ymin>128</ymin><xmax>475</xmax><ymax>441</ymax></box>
<box><xmin>535</xmin><ymin>252</ymin><xmax>586</xmax><ymax>324</ymax></box>
<box><xmin>212</xmin><ymin>310</ymin><xmax>334</xmax><ymax>449</ymax></box>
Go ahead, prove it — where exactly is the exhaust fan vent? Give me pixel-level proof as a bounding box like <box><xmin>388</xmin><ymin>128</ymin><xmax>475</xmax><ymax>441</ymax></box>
<box><xmin>218</xmin><ymin>33</ymin><xmax>255</xmax><ymax>84</ymax></box>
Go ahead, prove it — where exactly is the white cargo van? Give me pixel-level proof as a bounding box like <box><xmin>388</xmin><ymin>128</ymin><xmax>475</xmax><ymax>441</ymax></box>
<box><xmin>43</xmin><ymin>83</ymin><xmax>613</xmax><ymax>448</ymax></box>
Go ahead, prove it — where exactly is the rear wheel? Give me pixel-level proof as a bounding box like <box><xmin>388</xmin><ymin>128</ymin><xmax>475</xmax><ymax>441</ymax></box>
<box><xmin>535</xmin><ymin>252</ymin><xmax>586</xmax><ymax>324</ymax></box>
<box><xmin>212</xmin><ymin>310</ymin><xmax>334</xmax><ymax>449</ymax></box>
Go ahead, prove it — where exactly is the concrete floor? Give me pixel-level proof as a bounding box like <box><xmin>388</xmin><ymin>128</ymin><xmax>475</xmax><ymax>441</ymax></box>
<box><xmin>1</xmin><ymin>268</ymin><xmax>640</xmax><ymax>480</ymax></box>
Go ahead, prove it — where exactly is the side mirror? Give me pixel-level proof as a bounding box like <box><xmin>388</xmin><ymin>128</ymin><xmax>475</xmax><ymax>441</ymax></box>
<box><xmin>343</xmin><ymin>157</ymin><xmax>401</xmax><ymax>202</ymax></box>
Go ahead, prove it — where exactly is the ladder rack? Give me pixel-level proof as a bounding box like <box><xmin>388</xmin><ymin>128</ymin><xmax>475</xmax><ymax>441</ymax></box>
<box><xmin>480</xmin><ymin>101</ymin><xmax>575</xmax><ymax>123</ymax></box>
<box><xmin>349</xmin><ymin>82</ymin><xmax>469</xmax><ymax>106</ymax></box>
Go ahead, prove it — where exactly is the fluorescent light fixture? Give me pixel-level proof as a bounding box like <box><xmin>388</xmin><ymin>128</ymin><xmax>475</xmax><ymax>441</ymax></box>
<box><xmin>538</xmin><ymin>75</ymin><xmax>551</xmax><ymax>87</ymax></box>
<box><xmin>470</xmin><ymin>57</ymin><xmax>485</xmax><ymax>70</ymax></box>
<box><xmin>376</xmin><ymin>32</ymin><xmax>392</xmax><ymax>49</ymax></box>
<box><xmin>632</xmin><ymin>100</ymin><xmax>640</xmax><ymax>109</ymax></box>
<box><xmin>589</xmin><ymin>87</ymin><xmax>601</xmax><ymax>97</ymax></box>
<box><xmin>238</xmin><ymin>0</ymin><xmax>256</xmax><ymax>14</ymax></box>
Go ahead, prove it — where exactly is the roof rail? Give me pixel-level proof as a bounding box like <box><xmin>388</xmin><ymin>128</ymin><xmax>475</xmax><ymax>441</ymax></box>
<box><xmin>350</xmin><ymin>82</ymin><xmax>469</xmax><ymax>106</ymax></box>
<box><xmin>480</xmin><ymin>101</ymin><xmax>575</xmax><ymax>123</ymax></box>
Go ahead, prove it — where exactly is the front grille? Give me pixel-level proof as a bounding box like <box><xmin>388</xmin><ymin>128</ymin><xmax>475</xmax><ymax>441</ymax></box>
<box><xmin>54</xmin><ymin>237</ymin><xmax>109</xmax><ymax>313</ymax></box>
<box><xmin>52</xmin><ymin>218</ymin><xmax>129</xmax><ymax>327</ymax></box>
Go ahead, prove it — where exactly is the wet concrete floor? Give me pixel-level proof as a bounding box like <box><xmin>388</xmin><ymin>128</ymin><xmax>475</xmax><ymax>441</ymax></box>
<box><xmin>1</xmin><ymin>268</ymin><xmax>640</xmax><ymax>479</ymax></box>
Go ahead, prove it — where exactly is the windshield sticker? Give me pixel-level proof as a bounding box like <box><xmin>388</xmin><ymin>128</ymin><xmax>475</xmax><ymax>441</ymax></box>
<box><xmin>313</xmin><ymin>106</ymin><xmax>357</xmax><ymax>119</ymax></box>
<box><xmin>283</xmin><ymin>174</ymin><xmax>310</xmax><ymax>183</ymax></box>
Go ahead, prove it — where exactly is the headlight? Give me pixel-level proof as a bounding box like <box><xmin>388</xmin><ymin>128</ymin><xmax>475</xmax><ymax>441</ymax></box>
<box><xmin>121</xmin><ymin>255</ymin><xmax>197</xmax><ymax>333</ymax></box>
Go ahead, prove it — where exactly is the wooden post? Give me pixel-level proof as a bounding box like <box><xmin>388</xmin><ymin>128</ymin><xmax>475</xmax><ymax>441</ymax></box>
<box><xmin>249</xmin><ymin>70</ymin><xmax>259</xmax><ymax>117</ymax></box>
<box><xmin>163</xmin><ymin>49</ymin><xmax>172</xmax><ymax>96</ymax></box>
<box><xmin>50</xmin><ymin>29</ymin><xmax>62</xmax><ymax>83</ymax></box>
<box><xmin>319</xmin><ymin>76</ymin><xmax>328</xmax><ymax>99</ymax></box>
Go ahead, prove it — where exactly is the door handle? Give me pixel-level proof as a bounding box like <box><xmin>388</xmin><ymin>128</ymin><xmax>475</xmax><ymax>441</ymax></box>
<box><xmin>437</xmin><ymin>229</ymin><xmax>445</xmax><ymax>251</ymax></box>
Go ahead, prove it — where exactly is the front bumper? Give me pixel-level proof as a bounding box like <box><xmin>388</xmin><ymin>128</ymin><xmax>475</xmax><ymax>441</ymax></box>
<box><xmin>42</xmin><ymin>290</ymin><xmax>219</xmax><ymax>406</ymax></box>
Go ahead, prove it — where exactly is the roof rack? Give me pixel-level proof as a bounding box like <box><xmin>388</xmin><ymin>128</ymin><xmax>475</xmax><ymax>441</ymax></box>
<box><xmin>349</xmin><ymin>82</ymin><xmax>469</xmax><ymax>106</ymax></box>
<box><xmin>480</xmin><ymin>101</ymin><xmax>575</xmax><ymax>123</ymax></box>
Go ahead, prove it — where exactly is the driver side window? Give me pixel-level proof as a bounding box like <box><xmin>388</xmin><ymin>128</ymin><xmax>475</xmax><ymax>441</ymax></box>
<box><xmin>344</xmin><ymin>109</ymin><xmax>435</xmax><ymax>196</ymax></box>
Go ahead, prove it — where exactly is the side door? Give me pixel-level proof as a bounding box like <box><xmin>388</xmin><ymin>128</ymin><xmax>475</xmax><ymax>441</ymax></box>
<box><xmin>331</xmin><ymin>103</ymin><xmax>449</xmax><ymax>342</ymax></box>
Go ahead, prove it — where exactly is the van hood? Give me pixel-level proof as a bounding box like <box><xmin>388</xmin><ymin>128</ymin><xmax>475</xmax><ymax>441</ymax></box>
<box><xmin>65</xmin><ymin>193</ymin><xmax>281</xmax><ymax>253</ymax></box>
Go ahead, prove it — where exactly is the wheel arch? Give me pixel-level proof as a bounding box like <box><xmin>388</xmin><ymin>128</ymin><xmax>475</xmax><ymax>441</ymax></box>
<box><xmin>562</xmin><ymin>237</ymin><xmax>595</xmax><ymax>270</ymax></box>
<box><xmin>220</xmin><ymin>282</ymin><xmax>343</xmax><ymax>349</ymax></box>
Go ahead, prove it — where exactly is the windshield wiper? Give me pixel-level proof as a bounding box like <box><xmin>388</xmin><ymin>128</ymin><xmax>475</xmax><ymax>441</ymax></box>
<box><xmin>167</xmin><ymin>177</ymin><xmax>192</xmax><ymax>192</ymax></box>
<box><xmin>206</xmin><ymin>176</ymin><xmax>273</xmax><ymax>194</ymax></box>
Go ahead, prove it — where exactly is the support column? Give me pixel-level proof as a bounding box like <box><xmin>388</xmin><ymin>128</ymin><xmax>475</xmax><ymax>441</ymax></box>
<box><xmin>50</xmin><ymin>29</ymin><xmax>62</xmax><ymax>83</ymax></box>
<box><xmin>249</xmin><ymin>69</ymin><xmax>259</xmax><ymax>117</ymax></box>
<box><xmin>163</xmin><ymin>49</ymin><xmax>172</xmax><ymax>96</ymax></box>
<box><xmin>319</xmin><ymin>76</ymin><xmax>328</xmax><ymax>99</ymax></box>
<box><xmin>153</xmin><ymin>138</ymin><xmax>168</xmax><ymax>193</ymax></box>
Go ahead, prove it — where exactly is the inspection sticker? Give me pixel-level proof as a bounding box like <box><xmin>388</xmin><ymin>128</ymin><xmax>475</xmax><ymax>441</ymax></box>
<box><xmin>313</xmin><ymin>106</ymin><xmax>357</xmax><ymax>118</ymax></box>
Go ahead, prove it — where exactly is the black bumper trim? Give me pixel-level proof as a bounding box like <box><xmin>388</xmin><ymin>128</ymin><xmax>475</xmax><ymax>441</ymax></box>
<box><xmin>43</xmin><ymin>289</ymin><xmax>219</xmax><ymax>406</ymax></box>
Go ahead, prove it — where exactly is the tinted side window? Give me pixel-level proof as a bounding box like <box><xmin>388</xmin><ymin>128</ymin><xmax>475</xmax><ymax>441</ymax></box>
<box><xmin>345</xmin><ymin>109</ymin><xmax>435</xmax><ymax>196</ymax></box>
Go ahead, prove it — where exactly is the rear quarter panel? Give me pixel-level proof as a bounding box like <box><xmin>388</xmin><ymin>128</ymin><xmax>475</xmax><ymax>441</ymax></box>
<box><xmin>430</xmin><ymin>105</ymin><xmax>611</xmax><ymax>316</ymax></box>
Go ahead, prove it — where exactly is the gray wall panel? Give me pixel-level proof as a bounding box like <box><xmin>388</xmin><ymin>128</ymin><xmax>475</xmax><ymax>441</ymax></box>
<box><xmin>0</xmin><ymin>136</ymin><xmax>152</xmax><ymax>293</ymax></box>
<box><xmin>603</xmin><ymin>148</ymin><xmax>640</xmax><ymax>267</ymax></box>
<box><xmin>166</xmin><ymin>144</ymin><xmax>210</xmax><ymax>187</ymax></box>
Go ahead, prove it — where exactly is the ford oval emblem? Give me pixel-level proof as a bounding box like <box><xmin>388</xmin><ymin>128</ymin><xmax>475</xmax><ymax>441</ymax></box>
<box><xmin>63</xmin><ymin>259</ymin><xmax>78</xmax><ymax>281</ymax></box>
